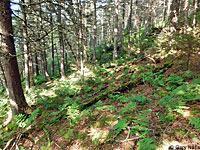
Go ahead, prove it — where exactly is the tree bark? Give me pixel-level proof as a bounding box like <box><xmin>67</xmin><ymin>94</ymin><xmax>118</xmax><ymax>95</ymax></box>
<box><xmin>0</xmin><ymin>56</ymin><xmax>8</xmax><ymax>90</ymax></box>
<box><xmin>50</xmin><ymin>13</ymin><xmax>55</xmax><ymax>75</ymax></box>
<box><xmin>93</xmin><ymin>0</ymin><xmax>97</xmax><ymax>62</ymax></box>
<box><xmin>113</xmin><ymin>0</ymin><xmax>119</xmax><ymax>61</ymax></box>
<box><xmin>35</xmin><ymin>49</ymin><xmax>39</xmax><ymax>76</ymax></box>
<box><xmin>120</xmin><ymin>0</ymin><xmax>126</xmax><ymax>48</ymax></box>
<box><xmin>148</xmin><ymin>0</ymin><xmax>153</xmax><ymax>35</ymax></box>
<box><xmin>128</xmin><ymin>0</ymin><xmax>133</xmax><ymax>49</ymax></box>
<box><xmin>58</xmin><ymin>5</ymin><xmax>66</xmax><ymax>80</ymax></box>
<box><xmin>39</xmin><ymin>0</ymin><xmax>49</xmax><ymax>81</ymax></box>
<box><xmin>169</xmin><ymin>0</ymin><xmax>180</xmax><ymax>32</ymax></box>
<box><xmin>21</xmin><ymin>0</ymin><xmax>30</xmax><ymax>92</ymax></box>
<box><xmin>0</xmin><ymin>0</ymin><xmax>28</xmax><ymax>115</ymax></box>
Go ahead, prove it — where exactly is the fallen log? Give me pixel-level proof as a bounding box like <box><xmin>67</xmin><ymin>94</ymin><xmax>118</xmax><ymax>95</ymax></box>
<box><xmin>79</xmin><ymin>56</ymin><xmax>179</xmax><ymax>110</ymax></box>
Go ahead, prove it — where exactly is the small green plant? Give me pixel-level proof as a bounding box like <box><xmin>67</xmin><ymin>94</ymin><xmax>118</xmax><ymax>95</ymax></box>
<box><xmin>119</xmin><ymin>108</ymin><xmax>130</xmax><ymax>115</ymax></box>
<box><xmin>97</xmin><ymin>105</ymin><xmax>118</xmax><ymax>112</ymax></box>
<box><xmin>109</xmin><ymin>94</ymin><xmax>128</xmax><ymax>102</ymax></box>
<box><xmin>181</xmin><ymin>70</ymin><xmax>195</xmax><ymax>79</ymax></box>
<box><xmin>189</xmin><ymin>117</ymin><xmax>200</xmax><ymax>131</ymax></box>
<box><xmin>34</xmin><ymin>76</ymin><xmax>46</xmax><ymax>85</ymax></box>
<box><xmin>159</xmin><ymin>95</ymin><xmax>180</xmax><ymax>108</ymax></box>
<box><xmin>131</xmin><ymin>110</ymin><xmax>151</xmax><ymax>138</ymax></box>
<box><xmin>41</xmin><ymin>147</ymin><xmax>52</xmax><ymax>150</ymax></box>
<box><xmin>165</xmin><ymin>74</ymin><xmax>184</xmax><ymax>90</ymax></box>
<box><xmin>14</xmin><ymin>108</ymin><xmax>40</xmax><ymax>128</ymax></box>
<box><xmin>126</xmin><ymin>102</ymin><xmax>137</xmax><ymax>111</ymax></box>
<box><xmin>113</xmin><ymin>118</ymin><xmax>127</xmax><ymax>138</ymax></box>
<box><xmin>160</xmin><ymin>114</ymin><xmax>176</xmax><ymax>123</ymax></box>
<box><xmin>137</xmin><ymin>138</ymin><xmax>157</xmax><ymax>150</ymax></box>
<box><xmin>64</xmin><ymin>128</ymin><xmax>74</xmax><ymax>142</ymax></box>
<box><xmin>177</xmin><ymin>60</ymin><xmax>185</xmax><ymax>68</ymax></box>
<box><xmin>128</xmin><ymin>94</ymin><xmax>151</xmax><ymax>105</ymax></box>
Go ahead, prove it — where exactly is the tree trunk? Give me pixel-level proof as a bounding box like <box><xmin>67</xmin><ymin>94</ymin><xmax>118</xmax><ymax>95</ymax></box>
<box><xmin>39</xmin><ymin>0</ymin><xmax>49</xmax><ymax>81</ymax></box>
<box><xmin>148</xmin><ymin>0</ymin><xmax>153</xmax><ymax>35</ymax></box>
<box><xmin>35</xmin><ymin>49</ymin><xmax>39</xmax><ymax>76</ymax></box>
<box><xmin>128</xmin><ymin>0</ymin><xmax>133</xmax><ymax>49</ymax></box>
<box><xmin>79</xmin><ymin>0</ymin><xmax>84</xmax><ymax>79</ymax></box>
<box><xmin>21</xmin><ymin>0</ymin><xmax>30</xmax><ymax>92</ymax></box>
<box><xmin>0</xmin><ymin>56</ymin><xmax>8</xmax><ymax>90</ymax></box>
<box><xmin>192</xmin><ymin>0</ymin><xmax>198</xmax><ymax>27</ymax></box>
<box><xmin>169</xmin><ymin>0</ymin><xmax>180</xmax><ymax>32</ymax></box>
<box><xmin>93</xmin><ymin>0</ymin><xmax>97</xmax><ymax>62</ymax></box>
<box><xmin>113</xmin><ymin>0</ymin><xmax>119</xmax><ymax>61</ymax></box>
<box><xmin>184</xmin><ymin>0</ymin><xmax>189</xmax><ymax>31</ymax></box>
<box><xmin>0</xmin><ymin>0</ymin><xmax>28</xmax><ymax>115</ymax></box>
<box><xmin>50</xmin><ymin>13</ymin><xmax>55</xmax><ymax>75</ymax></box>
<box><xmin>58</xmin><ymin>5</ymin><xmax>66</xmax><ymax>80</ymax></box>
<box><xmin>55</xmin><ymin>46</ymin><xmax>61</xmax><ymax>75</ymax></box>
<box><xmin>163</xmin><ymin>0</ymin><xmax>168</xmax><ymax>25</ymax></box>
<box><xmin>120</xmin><ymin>0</ymin><xmax>126</xmax><ymax>48</ymax></box>
<box><xmin>29</xmin><ymin>49</ymin><xmax>34</xmax><ymax>86</ymax></box>
<box><xmin>42</xmin><ymin>44</ymin><xmax>49</xmax><ymax>81</ymax></box>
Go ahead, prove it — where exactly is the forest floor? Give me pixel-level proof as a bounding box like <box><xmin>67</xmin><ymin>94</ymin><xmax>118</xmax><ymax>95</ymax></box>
<box><xmin>1</xmin><ymin>53</ymin><xmax>200</xmax><ymax>150</ymax></box>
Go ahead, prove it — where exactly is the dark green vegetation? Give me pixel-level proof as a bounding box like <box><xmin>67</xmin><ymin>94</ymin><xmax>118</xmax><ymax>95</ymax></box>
<box><xmin>0</xmin><ymin>52</ymin><xmax>200</xmax><ymax>149</ymax></box>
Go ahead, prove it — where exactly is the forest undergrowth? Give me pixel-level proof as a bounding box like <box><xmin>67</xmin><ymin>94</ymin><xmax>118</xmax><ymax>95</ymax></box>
<box><xmin>0</xmin><ymin>52</ymin><xmax>200</xmax><ymax>150</ymax></box>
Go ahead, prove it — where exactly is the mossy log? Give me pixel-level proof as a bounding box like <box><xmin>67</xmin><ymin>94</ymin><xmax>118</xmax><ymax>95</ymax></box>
<box><xmin>79</xmin><ymin>56</ymin><xmax>179</xmax><ymax>110</ymax></box>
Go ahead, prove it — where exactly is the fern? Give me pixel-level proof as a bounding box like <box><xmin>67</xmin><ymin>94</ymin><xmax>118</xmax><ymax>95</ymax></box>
<box><xmin>133</xmin><ymin>110</ymin><xmax>150</xmax><ymax>128</ymax></box>
<box><xmin>26</xmin><ymin>108</ymin><xmax>40</xmax><ymax>127</ymax></box>
<box><xmin>119</xmin><ymin>108</ymin><xmax>129</xmax><ymax>115</ymax></box>
<box><xmin>128</xmin><ymin>94</ymin><xmax>151</xmax><ymax>105</ymax></box>
<box><xmin>126</xmin><ymin>102</ymin><xmax>137</xmax><ymax>111</ymax></box>
<box><xmin>97</xmin><ymin>105</ymin><xmax>118</xmax><ymax>112</ymax></box>
<box><xmin>189</xmin><ymin>117</ymin><xmax>200</xmax><ymax>131</ymax></box>
<box><xmin>64</xmin><ymin>128</ymin><xmax>74</xmax><ymax>142</ymax></box>
<box><xmin>138</xmin><ymin>138</ymin><xmax>157</xmax><ymax>150</ymax></box>
<box><xmin>131</xmin><ymin>110</ymin><xmax>151</xmax><ymax>137</ymax></box>
<box><xmin>113</xmin><ymin>118</ymin><xmax>127</xmax><ymax>138</ymax></box>
<box><xmin>165</xmin><ymin>74</ymin><xmax>184</xmax><ymax>90</ymax></box>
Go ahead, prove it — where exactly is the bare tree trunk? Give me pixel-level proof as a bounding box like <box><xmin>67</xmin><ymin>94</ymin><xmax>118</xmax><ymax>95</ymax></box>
<box><xmin>128</xmin><ymin>0</ymin><xmax>133</xmax><ymax>49</ymax></box>
<box><xmin>120</xmin><ymin>0</ymin><xmax>126</xmax><ymax>48</ymax></box>
<box><xmin>78</xmin><ymin>0</ymin><xmax>85</xmax><ymax>79</ymax></box>
<box><xmin>169</xmin><ymin>0</ymin><xmax>180</xmax><ymax>32</ymax></box>
<box><xmin>113</xmin><ymin>0</ymin><xmax>119</xmax><ymax>61</ymax></box>
<box><xmin>42</xmin><ymin>44</ymin><xmax>49</xmax><ymax>81</ymax></box>
<box><xmin>134</xmin><ymin>0</ymin><xmax>138</xmax><ymax>44</ymax></box>
<box><xmin>192</xmin><ymin>0</ymin><xmax>198</xmax><ymax>27</ymax></box>
<box><xmin>21</xmin><ymin>0</ymin><xmax>30</xmax><ymax>92</ymax></box>
<box><xmin>50</xmin><ymin>13</ymin><xmax>55</xmax><ymax>75</ymax></box>
<box><xmin>58</xmin><ymin>5</ymin><xmax>66</xmax><ymax>80</ymax></box>
<box><xmin>39</xmin><ymin>0</ymin><xmax>49</xmax><ymax>81</ymax></box>
<box><xmin>35</xmin><ymin>49</ymin><xmax>39</xmax><ymax>76</ymax></box>
<box><xmin>101</xmin><ymin>8</ymin><xmax>104</xmax><ymax>43</ymax></box>
<box><xmin>184</xmin><ymin>0</ymin><xmax>189</xmax><ymax>31</ymax></box>
<box><xmin>93</xmin><ymin>0</ymin><xmax>97</xmax><ymax>62</ymax></box>
<box><xmin>148</xmin><ymin>0</ymin><xmax>153</xmax><ymax>35</ymax></box>
<box><xmin>55</xmin><ymin>46</ymin><xmax>61</xmax><ymax>75</ymax></box>
<box><xmin>163</xmin><ymin>0</ymin><xmax>168</xmax><ymax>25</ymax></box>
<box><xmin>0</xmin><ymin>0</ymin><xmax>28</xmax><ymax>115</ymax></box>
<box><xmin>28</xmin><ymin>0</ymin><xmax>34</xmax><ymax>86</ymax></box>
<box><xmin>0</xmin><ymin>56</ymin><xmax>7</xmax><ymax>90</ymax></box>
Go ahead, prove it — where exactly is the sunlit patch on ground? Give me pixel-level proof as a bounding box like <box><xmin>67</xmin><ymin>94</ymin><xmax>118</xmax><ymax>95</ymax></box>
<box><xmin>68</xmin><ymin>141</ymin><xmax>88</xmax><ymax>150</ymax></box>
<box><xmin>88</xmin><ymin>127</ymin><xmax>110</xmax><ymax>144</ymax></box>
<box><xmin>182</xmin><ymin>109</ymin><xmax>193</xmax><ymax>118</ymax></box>
<box><xmin>39</xmin><ymin>90</ymin><xmax>56</xmax><ymax>97</ymax></box>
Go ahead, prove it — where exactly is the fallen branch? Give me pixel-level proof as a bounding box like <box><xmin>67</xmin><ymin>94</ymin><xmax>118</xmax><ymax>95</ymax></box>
<box><xmin>3</xmin><ymin>138</ymin><xmax>15</xmax><ymax>150</ymax></box>
<box><xmin>79</xmin><ymin>56</ymin><xmax>179</xmax><ymax>110</ymax></box>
